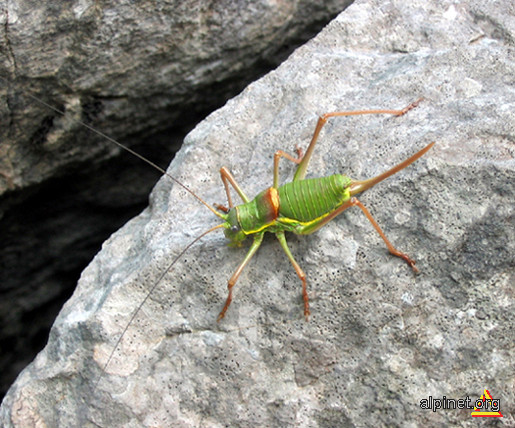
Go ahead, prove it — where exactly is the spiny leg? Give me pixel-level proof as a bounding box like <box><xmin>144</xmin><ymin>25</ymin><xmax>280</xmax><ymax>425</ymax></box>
<box><xmin>217</xmin><ymin>233</ymin><xmax>264</xmax><ymax>321</ymax></box>
<box><xmin>219</xmin><ymin>166</ymin><xmax>250</xmax><ymax>208</ymax></box>
<box><xmin>273</xmin><ymin>146</ymin><xmax>304</xmax><ymax>188</ymax></box>
<box><xmin>350</xmin><ymin>198</ymin><xmax>418</xmax><ymax>272</ymax></box>
<box><xmin>293</xmin><ymin>197</ymin><xmax>418</xmax><ymax>272</ymax></box>
<box><xmin>275</xmin><ymin>231</ymin><xmax>310</xmax><ymax>320</ymax></box>
<box><xmin>293</xmin><ymin>98</ymin><xmax>423</xmax><ymax>181</ymax></box>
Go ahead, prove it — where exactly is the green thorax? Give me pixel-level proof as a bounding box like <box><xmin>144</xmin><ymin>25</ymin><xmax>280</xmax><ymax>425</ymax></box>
<box><xmin>277</xmin><ymin>174</ymin><xmax>352</xmax><ymax>222</ymax></box>
<box><xmin>236</xmin><ymin>187</ymin><xmax>279</xmax><ymax>234</ymax></box>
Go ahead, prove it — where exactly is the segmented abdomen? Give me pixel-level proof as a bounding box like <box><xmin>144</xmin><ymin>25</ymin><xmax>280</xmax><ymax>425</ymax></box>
<box><xmin>278</xmin><ymin>174</ymin><xmax>352</xmax><ymax>222</ymax></box>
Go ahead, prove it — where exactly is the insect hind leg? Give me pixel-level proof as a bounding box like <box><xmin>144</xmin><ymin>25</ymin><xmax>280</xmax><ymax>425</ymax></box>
<box><xmin>350</xmin><ymin>198</ymin><xmax>419</xmax><ymax>272</ymax></box>
<box><xmin>293</xmin><ymin>99</ymin><xmax>423</xmax><ymax>182</ymax></box>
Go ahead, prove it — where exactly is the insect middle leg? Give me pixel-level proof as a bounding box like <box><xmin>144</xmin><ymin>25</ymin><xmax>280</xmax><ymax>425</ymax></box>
<box><xmin>275</xmin><ymin>231</ymin><xmax>310</xmax><ymax>320</ymax></box>
<box><xmin>273</xmin><ymin>145</ymin><xmax>304</xmax><ymax>188</ymax></box>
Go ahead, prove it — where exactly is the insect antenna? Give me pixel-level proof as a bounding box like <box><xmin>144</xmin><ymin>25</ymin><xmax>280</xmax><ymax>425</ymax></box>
<box><xmin>2</xmin><ymin>78</ymin><xmax>231</xmax><ymax>384</ymax></box>
<box><xmin>2</xmin><ymin>77</ymin><xmax>226</xmax><ymax>220</ymax></box>
<box><xmin>95</xmin><ymin>222</ymin><xmax>225</xmax><ymax>388</ymax></box>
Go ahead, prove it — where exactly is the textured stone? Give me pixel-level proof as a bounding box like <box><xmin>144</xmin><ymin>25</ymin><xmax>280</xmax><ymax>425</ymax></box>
<box><xmin>0</xmin><ymin>0</ymin><xmax>351</xmax><ymax>194</ymax></box>
<box><xmin>0</xmin><ymin>0</ymin><xmax>352</xmax><ymax>398</ymax></box>
<box><xmin>2</xmin><ymin>0</ymin><xmax>514</xmax><ymax>426</ymax></box>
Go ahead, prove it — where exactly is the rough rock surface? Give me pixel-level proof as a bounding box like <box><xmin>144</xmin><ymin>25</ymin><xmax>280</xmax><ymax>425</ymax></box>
<box><xmin>0</xmin><ymin>0</ymin><xmax>352</xmax><ymax>398</ymax></box>
<box><xmin>2</xmin><ymin>0</ymin><xmax>514</xmax><ymax>426</ymax></box>
<box><xmin>0</xmin><ymin>0</ymin><xmax>352</xmax><ymax>194</ymax></box>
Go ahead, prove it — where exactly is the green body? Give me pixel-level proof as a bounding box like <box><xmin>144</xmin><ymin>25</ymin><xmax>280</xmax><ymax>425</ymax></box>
<box><xmin>277</xmin><ymin>174</ymin><xmax>352</xmax><ymax>231</ymax></box>
<box><xmin>226</xmin><ymin>174</ymin><xmax>352</xmax><ymax>242</ymax></box>
<box><xmin>21</xmin><ymin>86</ymin><xmax>432</xmax><ymax>368</ymax></box>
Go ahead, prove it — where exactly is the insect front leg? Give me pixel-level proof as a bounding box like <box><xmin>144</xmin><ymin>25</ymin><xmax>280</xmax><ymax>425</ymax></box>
<box><xmin>219</xmin><ymin>166</ymin><xmax>250</xmax><ymax>207</ymax></box>
<box><xmin>293</xmin><ymin>99</ymin><xmax>423</xmax><ymax>181</ymax></box>
<box><xmin>217</xmin><ymin>233</ymin><xmax>264</xmax><ymax>321</ymax></box>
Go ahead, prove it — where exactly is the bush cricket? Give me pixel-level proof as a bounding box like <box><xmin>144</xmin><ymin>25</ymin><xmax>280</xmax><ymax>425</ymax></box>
<box><xmin>3</xmin><ymin>82</ymin><xmax>433</xmax><ymax>379</ymax></box>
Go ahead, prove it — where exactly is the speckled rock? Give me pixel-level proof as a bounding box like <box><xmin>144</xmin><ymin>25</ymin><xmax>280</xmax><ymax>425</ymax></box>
<box><xmin>0</xmin><ymin>0</ymin><xmax>352</xmax><ymax>399</ymax></box>
<box><xmin>0</xmin><ymin>0</ymin><xmax>352</xmax><ymax>193</ymax></box>
<box><xmin>1</xmin><ymin>0</ymin><xmax>514</xmax><ymax>426</ymax></box>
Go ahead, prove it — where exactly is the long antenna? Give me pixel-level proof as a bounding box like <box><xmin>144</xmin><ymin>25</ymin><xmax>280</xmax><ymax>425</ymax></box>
<box><xmin>1</xmin><ymin>76</ymin><xmax>226</xmax><ymax>219</ymax></box>
<box><xmin>95</xmin><ymin>223</ymin><xmax>225</xmax><ymax>388</ymax></box>
<box><xmin>2</xmin><ymin>76</ymin><xmax>230</xmax><ymax>383</ymax></box>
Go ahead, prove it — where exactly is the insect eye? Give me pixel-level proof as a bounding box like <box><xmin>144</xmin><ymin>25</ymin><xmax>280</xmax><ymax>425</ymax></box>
<box><xmin>230</xmin><ymin>225</ymin><xmax>240</xmax><ymax>233</ymax></box>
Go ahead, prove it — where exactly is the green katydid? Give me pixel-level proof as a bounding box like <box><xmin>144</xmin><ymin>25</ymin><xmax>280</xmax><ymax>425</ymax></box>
<box><xmin>210</xmin><ymin>98</ymin><xmax>433</xmax><ymax>321</ymax></box>
<box><xmin>101</xmin><ymin>98</ymin><xmax>432</xmax><ymax>324</ymax></box>
<box><xmin>5</xmin><ymin>84</ymin><xmax>433</xmax><ymax>377</ymax></box>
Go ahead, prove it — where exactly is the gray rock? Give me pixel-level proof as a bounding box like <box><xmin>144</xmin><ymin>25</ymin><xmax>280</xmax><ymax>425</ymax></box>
<box><xmin>0</xmin><ymin>0</ymin><xmax>352</xmax><ymax>194</ymax></box>
<box><xmin>2</xmin><ymin>0</ymin><xmax>514</xmax><ymax>426</ymax></box>
<box><xmin>0</xmin><ymin>0</ymin><xmax>352</xmax><ymax>399</ymax></box>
